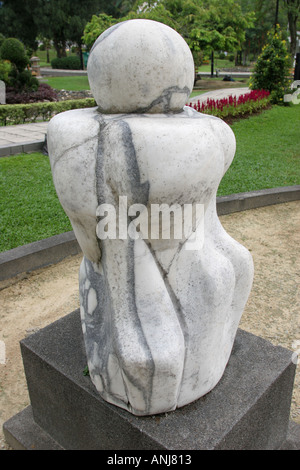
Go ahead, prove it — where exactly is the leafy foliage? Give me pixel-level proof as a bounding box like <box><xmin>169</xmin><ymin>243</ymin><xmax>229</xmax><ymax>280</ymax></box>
<box><xmin>51</xmin><ymin>56</ymin><xmax>82</xmax><ymax>70</ymax></box>
<box><xmin>249</xmin><ymin>26</ymin><xmax>292</xmax><ymax>103</ymax></box>
<box><xmin>0</xmin><ymin>38</ymin><xmax>29</xmax><ymax>72</ymax></box>
<box><xmin>5</xmin><ymin>83</ymin><xmax>58</xmax><ymax>104</ymax></box>
<box><xmin>0</xmin><ymin>98</ymin><xmax>96</xmax><ymax>126</ymax></box>
<box><xmin>82</xmin><ymin>14</ymin><xmax>119</xmax><ymax>50</ymax></box>
<box><xmin>0</xmin><ymin>37</ymin><xmax>39</xmax><ymax>92</ymax></box>
<box><xmin>0</xmin><ymin>60</ymin><xmax>12</xmax><ymax>83</ymax></box>
<box><xmin>283</xmin><ymin>0</ymin><xmax>300</xmax><ymax>59</ymax></box>
<box><xmin>187</xmin><ymin>0</ymin><xmax>254</xmax><ymax>53</ymax></box>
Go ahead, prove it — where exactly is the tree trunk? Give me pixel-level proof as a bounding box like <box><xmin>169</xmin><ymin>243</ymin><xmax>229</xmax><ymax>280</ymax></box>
<box><xmin>287</xmin><ymin>10</ymin><xmax>298</xmax><ymax>62</ymax></box>
<box><xmin>285</xmin><ymin>0</ymin><xmax>300</xmax><ymax>64</ymax></box>
<box><xmin>54</xmin><ymin>39</ymin><xmax>67</xmax><ymax>58</ymax></box>
<box><xmin>78</xmin><ymin>43</ymin><xmax>84</xmax><ymax>70</ymax></box>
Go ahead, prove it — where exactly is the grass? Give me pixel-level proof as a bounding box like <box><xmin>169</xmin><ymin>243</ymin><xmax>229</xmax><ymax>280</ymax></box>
<box><xmin>44</xmin><ymin>75</ymin><xmax>90</xmax><ymax>91</ymax></box>
<box><xmin>0</xmin><ymin>105</ymin><xmax>299</xmax><ymax>252</ymax></box>
<box><xmin>44</xmin><ymin>77</ymin><xmax>246</xmax><ymax>94</ymax></box>
<box><xmin>218</xmin><ymin>105</ymin><xmax>300</xmax><ymax>195</ymax></box>
<box><xmin>189</xmin><ymin>90</ymin><xmax>208</xmax><ymax>98</ymax></box>
<box><xmin>42</xmin><ymin>76</ymin><xmax>248</xmax><ymax>94</ymax></box>
<box><xmin>0</xmin><ymin>153</ymin><xmax>72</xmax><ymax>252</ymax></box>
<box><xmin>197</xmin><ymin>58</ymin><xmax>237</xmax><ymax>72</ymax></box>
<box><xmin>35</xmin><ymin>48</ymin><xmax>57</xmax><ymax>67</ymax></box>
<box><xmin>35</xmin><ymin>48</ymin><xmax>78</xmax><ymax>67</ymax></box>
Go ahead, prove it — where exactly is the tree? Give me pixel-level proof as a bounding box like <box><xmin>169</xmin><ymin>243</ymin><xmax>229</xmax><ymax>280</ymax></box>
<box><xmin>0</xmin><ymin>1</ymin><xmax>106</xmax><ymax>62</ymax></box>
<box><xmin>188</xmin><ymin>0</ymin><xmax>254</xmax><ymax>73</ymax></box>
<box><xmin>94</xmin><ymin>0</ymin><xmax>135</xmax><ymax>17</ymax></box>
<box><xmin>82</xmin><ymin>1</ymin><xmax>177</xmax><ymax>50</ymax></box>
<box><xmin>0</xmin><ymin>0</ymin><xmax>39</xmax><ymax>50</ymax></box>
<box><xmin>250</xmin><ymin>26</ymin><xmax>291</xmax><ymax>103</ymax></box>
<box><xmin>33</xmin><ymin>0</ymin><xmax>102</xmax><ymax>64</ymax></box>
<box><xmin>284</xmin><ymin>0</ymin><xmax>300</xmax><ymax>61</ymax></box>
<box><xmin>82</xmin><ymin>14</ymin><xmax>119</xmax><ymax>50</ymax></box>
<box><xmin>83</xmin><ymin>0</ymin><xmax>255</xmax><ymax>77</ymax></box>
<box><xmin>237</xmin><ymin>0</ymin><xmax>288</xmax><ymax>59</ymax></box>
<box><xmin>130</xmin><ymin>0</ymin><xmax>254</xmax><ymax>73</ymax></box>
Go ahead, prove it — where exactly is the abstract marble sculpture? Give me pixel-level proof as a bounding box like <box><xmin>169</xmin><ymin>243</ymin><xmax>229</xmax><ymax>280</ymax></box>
<box><xmin>47</xmin><ymin>19</ymin><xmax>254</xmax><ymax>416</ymax></box>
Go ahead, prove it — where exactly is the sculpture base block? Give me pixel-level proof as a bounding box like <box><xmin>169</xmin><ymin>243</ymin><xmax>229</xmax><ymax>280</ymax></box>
<box><xmin>3</xmin><ymin>310</ymin><xmax>299</xmax><ymax>450</ymax></box>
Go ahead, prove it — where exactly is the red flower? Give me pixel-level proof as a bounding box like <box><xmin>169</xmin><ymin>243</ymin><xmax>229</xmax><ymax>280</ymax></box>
<box><xmin>187</xmin><ymin>90</ymin><xmax>270</xmax><ymax>114</ymax></box>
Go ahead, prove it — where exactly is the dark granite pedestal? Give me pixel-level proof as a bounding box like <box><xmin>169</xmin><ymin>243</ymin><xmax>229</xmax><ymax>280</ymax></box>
<box><xmin>3</xmin><ymin>309</ymin><xmax>299</xmax><ymax>450</ymax></box>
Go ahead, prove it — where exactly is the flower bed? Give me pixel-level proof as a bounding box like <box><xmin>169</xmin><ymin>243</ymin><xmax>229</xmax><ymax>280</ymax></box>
<box><xmin>187</xmin><ymin>89</ymin><xmax>271</xmax><ymax>122</ymax></box>
<box><xmin>5</xmin><ymin>83</ymin><xmax>58</xmax><ymax>104</ymax></box>
<box><xmin>1</xmin><ymin>89</ymin><xmax>271</xmax><ymax>126</ymax></box>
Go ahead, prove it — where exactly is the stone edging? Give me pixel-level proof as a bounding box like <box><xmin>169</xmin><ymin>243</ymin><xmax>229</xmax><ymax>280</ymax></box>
<box><xmin>0</xmin><ymin>140</ymin><xmax>45</xmax><ymax>158</ymax></box>
<box><xmin>0</xmin><ymin>186</ymin><xmax>299</xmax><ymax>282</ymax></box>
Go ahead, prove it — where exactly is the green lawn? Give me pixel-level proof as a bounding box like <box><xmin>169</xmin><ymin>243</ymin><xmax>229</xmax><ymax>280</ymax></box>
<box><xmin>35</xmin><ymin>48</ymin><xmax>78</xmax><ymax>67</ymax></box>
<box><xmin>218</xmin><ymin>105</ymin><xmax>300</xmax><ymax>195</ymax></box>
<box><xmin>197</xmin><ymin>58</ymin><xmax>236</xmax><ymax>72</ymax></box>
<box><xmin>0</xmin><ymin>153</ymin><xmax>72</xmax><ymax>252</ymax></box>
<box><xmin>43</xmin><ymin>77</ymin><xmax>247</xmax><ymax>94</ymax></box>
<box><xmin>35</xmin><ymin>48</ymin><xmax>57</xmax><ymax>67</ymax></box>
<box><xmin>45</xmin><ymin>75</ymin><xmax>90</xmax><ymax>91</ymax></box>
<box><xmin>189</xmin><ymin>90</ymin><xmax>208</xmax><ymax>98</ymax></box>
<box><xmin>0</xmin><ymin>105</ymin><xmax>299</xmax><ymax>252</ymax></box>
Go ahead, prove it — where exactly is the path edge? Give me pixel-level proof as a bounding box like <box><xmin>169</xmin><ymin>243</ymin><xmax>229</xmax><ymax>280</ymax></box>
<box><xmin>0</xmin><ymin>186</ymin><xmax>299</xmax><ymax>282</ymax></box>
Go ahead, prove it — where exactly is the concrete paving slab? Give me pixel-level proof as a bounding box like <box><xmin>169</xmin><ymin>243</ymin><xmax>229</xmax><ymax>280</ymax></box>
<box><xmin>2</xmin><ymin>129</ymin><xmax>42</xmax><ymax>137</ymax></box>
<box><xmin>0</xmin><ymin>138</ymin><xmax>12</xmax><ymax>145</ymax></box>
<box><xmin>0</xmin><ymin>122</ymin><xmax>48</xmax><ymax>156</ymax></box>
<box><xmin>0</xmin><ymin>134</ymin><xmax>35</xmax><ymax>143</ymax></box>
<box><xmin>0</xmin><ymin>122</ymin><xmax>48</xmax><ymax>137</ymax></box>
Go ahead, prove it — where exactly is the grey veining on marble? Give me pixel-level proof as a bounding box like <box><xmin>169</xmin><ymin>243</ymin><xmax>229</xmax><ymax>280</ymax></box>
<box><xmin>87</xmin><ymin>19</ymin><xmax>194</xmax><ymax>114</ymax></box>
<box><xmin>47</xmin><ymin>19</ymin><xmax>254</xmax><ymax>416</ymax></box>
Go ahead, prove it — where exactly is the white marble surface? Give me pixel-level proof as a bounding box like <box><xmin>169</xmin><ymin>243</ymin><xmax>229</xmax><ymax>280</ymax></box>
<box><xmin>87</xmin><ymin>19</ymin><xmax>194</xmax><ymax>114</ymax></box>
<box><xmin>47</xmin><ymin>20</ymin><xmax>254</xmax><ymax>416</ymax></box>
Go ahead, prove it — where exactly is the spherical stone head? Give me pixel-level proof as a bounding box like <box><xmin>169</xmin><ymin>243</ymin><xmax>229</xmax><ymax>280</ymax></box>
<box><xmin>87</xmin><ymin>19</ymin><xmax>195</xmax><ymax>114</ymax></box>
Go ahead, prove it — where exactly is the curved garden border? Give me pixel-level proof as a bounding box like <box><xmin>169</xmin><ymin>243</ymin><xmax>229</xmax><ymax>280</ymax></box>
<box><xmin>0</xmin><ymin>185</ymin><xmax>299</xmax><ymax>282</ymax></box>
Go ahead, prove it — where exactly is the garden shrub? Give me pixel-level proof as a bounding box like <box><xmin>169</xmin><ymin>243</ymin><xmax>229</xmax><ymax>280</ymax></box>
<box><xmin>0</xmin><ymin>38</ymin><xmax>29</xmax><ymax>72</ymax></box>
<box><xmin>5</xmin><ymin>83</ymin><xmax>58</xmax><ymax>104</ymax></box>
<box><xmin>249</xmin><ymin>26</ymin><xmax>291</xmax><ymax>104</ymax></box>
<box><xmin>0</xmin><ymin>98</ymin><xmax>96</xmax><ymax>126</ymax></box>
<box><xmin>0</xmin><ymin>37</ymin><xmax>38</xmax><ymax>92</ymax></box>
<box><xmin>0</xmin><ymin>60</ymin><xmax>12</xmax><ymax>82</ymax></box>
<box><xmin>0</xmin><ymin>33</ymin><xmax>5</xmax><ymax>50</ymax></box>
<box><xmin>51</xmin><ymin>56</ymin><xmax>81</xmax><ymax>70</ymax></box>
<box><xmin>8</xmin><ymin>68</ymin><xmax>39</xmax><ymax>92</ymax></box>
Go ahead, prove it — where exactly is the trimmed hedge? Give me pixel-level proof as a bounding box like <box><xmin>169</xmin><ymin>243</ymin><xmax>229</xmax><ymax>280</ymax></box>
<box><xmin>51</xmin><ymin>56</ymin><xmax>81</xmax><ymax>70</ymax></box>
<box><xmin>0</xmin><ymin>98</ymin><xmax>97</xmax><ymax>126</ymax></box>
